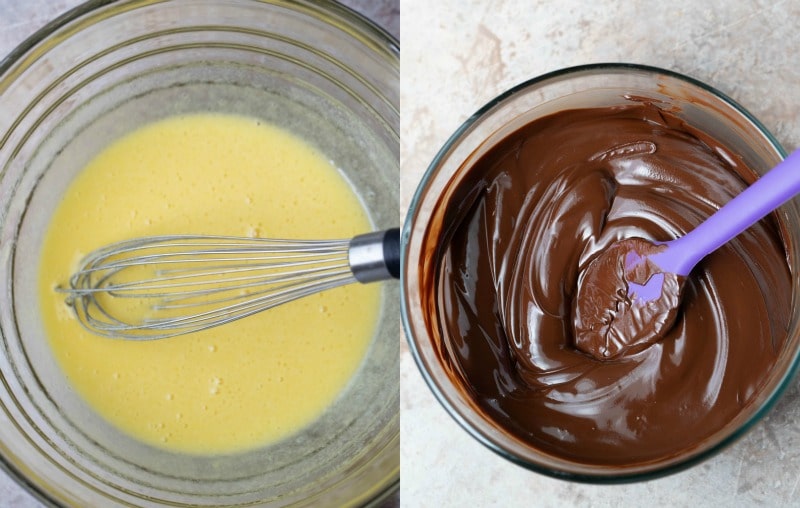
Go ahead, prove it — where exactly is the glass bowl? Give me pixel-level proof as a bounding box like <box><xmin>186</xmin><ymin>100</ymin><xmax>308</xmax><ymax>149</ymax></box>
<box><xmin>0</xmin><ymin>0</ymin><xmax>398</xmax><ymax>505</ymax></box>
<box><xmin>401</xmin><ymin>63</ymin><xmax>800</xmax><ymax>482</ymax></box>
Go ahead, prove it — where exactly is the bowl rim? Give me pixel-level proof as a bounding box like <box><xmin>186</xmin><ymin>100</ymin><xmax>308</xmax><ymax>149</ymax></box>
<box><xmin>400</xmin><ymin>61</ymin><xmax>797</xmax><ymax>483</ymax></box>
<box><xmin>0</xmin><ymin>0</ymin><xmax>399</xmax><ymax>81</ymax></box>
<box><xmin>0</xmin><ymin>0</ymin><xmax>399</xmax><ymax>504</ymax></box>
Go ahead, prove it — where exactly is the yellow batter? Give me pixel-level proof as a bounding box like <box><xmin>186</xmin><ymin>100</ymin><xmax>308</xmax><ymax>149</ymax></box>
<box><xmin>38</xmin><ymin>114</ymin><xmax>380</xmax><ymax>454</ymax></box>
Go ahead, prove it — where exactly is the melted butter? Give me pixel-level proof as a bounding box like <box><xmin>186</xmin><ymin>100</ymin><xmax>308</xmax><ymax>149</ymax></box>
<box><xmin>38</xmin><ymin>114</ymin><xmax>379</xmax><ymax>454</ymax></box>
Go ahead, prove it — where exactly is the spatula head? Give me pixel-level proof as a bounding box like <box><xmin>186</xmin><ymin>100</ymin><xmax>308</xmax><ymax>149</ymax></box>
<box><xmin>572</xmin><ymin>238</ymin><xmax>685</xmax><ymax>360</ymax></box>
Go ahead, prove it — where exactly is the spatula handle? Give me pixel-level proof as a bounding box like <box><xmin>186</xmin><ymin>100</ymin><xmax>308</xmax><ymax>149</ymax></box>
<box><xmin>655</xmin><ymin>149</ymin><xmax>800</xmax><ymax>276</ymax></box>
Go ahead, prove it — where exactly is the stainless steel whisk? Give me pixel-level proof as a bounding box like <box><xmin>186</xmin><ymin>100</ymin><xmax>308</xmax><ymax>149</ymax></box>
<box><xmin>59</xmin><ymin>228</ymin><xmax>400</xmax><ymax>340</ymax></box>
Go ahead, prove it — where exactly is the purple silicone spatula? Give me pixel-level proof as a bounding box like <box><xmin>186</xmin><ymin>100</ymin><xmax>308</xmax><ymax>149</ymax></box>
<box><xmin>572</xmin><ymin>149</ymin><xmax>800</xmax><ymax>361</ymax></box>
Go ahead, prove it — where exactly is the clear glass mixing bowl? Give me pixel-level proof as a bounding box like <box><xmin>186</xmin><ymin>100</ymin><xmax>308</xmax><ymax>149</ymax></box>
<box><xmin>0</xmin><ymin>0</ymin><xmax>398</xmax><ymax>505</ymax></box>
<box><xmin>402</xmin><ymin>63</ymin><xmax>800</xmax><ymax>482</ymax></box>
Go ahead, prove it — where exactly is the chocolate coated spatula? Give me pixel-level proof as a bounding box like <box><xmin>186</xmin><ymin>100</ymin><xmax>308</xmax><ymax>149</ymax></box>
<box><xmin>573</xmin><ymin>149</ymin><xmax>800</xmax><ymax>360</ymax></box>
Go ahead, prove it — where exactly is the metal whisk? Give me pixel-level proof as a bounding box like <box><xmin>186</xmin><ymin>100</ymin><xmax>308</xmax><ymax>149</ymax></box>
<box><xmin>58</xmin><ymin>228</ymin><xmax>400</xmax><ymax>340</ymax></box>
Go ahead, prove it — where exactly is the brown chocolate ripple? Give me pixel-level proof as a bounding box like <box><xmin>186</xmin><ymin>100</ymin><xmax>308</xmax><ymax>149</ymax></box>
<box><xmin>433</xmin><ymin>103</ymin><xmax>790</xmax><ymax>465</ymax></box>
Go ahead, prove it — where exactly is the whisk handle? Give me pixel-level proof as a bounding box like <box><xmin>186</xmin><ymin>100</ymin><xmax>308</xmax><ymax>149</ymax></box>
<box><xmin>349</xmin><ymin>228</ymin><xmax>401</xmax><ymax>283</ymax></box>
<box><xmin>382</xmin><ymin>228</ymin><xmax>400</xmax><ymax>279</ymax></box>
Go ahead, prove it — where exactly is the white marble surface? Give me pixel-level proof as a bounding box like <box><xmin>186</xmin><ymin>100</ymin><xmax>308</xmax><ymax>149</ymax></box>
<box><xmin>0</xmin><ymin>1</ymin><xmax>397</xmax><ymax>506</ymax></box>
<box><xmin>401</xmin><ymin>0</ymin><xmax>800</xmax><ymax>507</ymax></box>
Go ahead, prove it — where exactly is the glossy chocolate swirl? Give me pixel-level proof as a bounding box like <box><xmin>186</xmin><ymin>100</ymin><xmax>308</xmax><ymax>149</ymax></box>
<box><xmin>434</xmin><ymin>104</ymin><xmax>790</xmax><ymax>465</ymax></box>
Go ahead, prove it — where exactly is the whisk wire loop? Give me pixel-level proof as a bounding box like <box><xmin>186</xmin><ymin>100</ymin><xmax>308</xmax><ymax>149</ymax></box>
<box><xmin>58</xmin><ymin>230</ymin><xmax>401</xmax><ymax>340</ymax></box>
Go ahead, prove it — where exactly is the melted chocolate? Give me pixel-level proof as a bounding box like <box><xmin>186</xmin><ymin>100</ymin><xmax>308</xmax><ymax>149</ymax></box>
<box><xmin>432</xmin><ymin>104</ymin><xmax>790</xmax><ymax>465</ymax></box>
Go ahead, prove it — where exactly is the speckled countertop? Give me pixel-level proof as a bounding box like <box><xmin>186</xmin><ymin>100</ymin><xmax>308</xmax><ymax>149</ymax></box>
<box><xmin>401</xmin><ymin>0</ymin><xmax>800</xmax><ymax>507</ymax></box>
<box><xmin>0</xmin><ymin>1</ymin><xmax>397</xmax><ymax>507</ymax></box>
